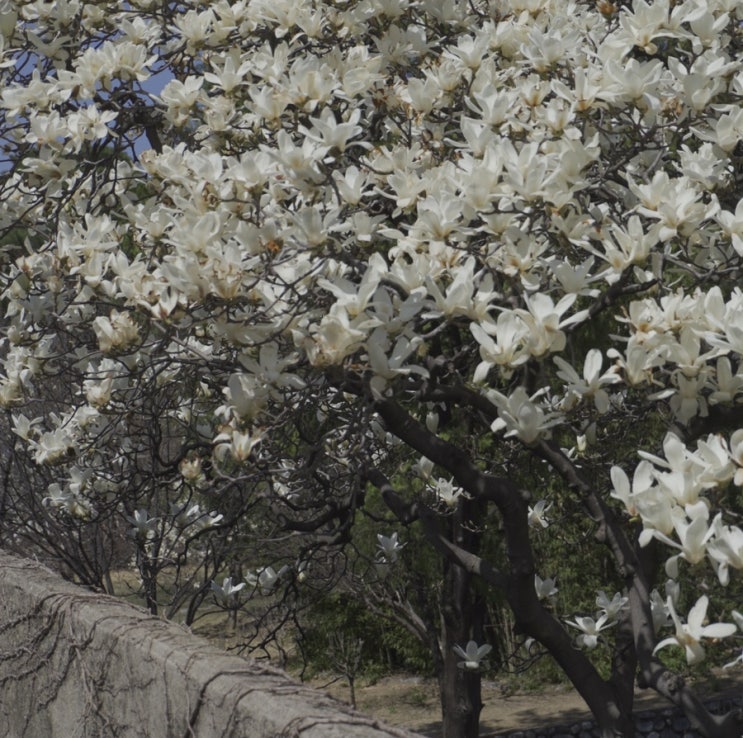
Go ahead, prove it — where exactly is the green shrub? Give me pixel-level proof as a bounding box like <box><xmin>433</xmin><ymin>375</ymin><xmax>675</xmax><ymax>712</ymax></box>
<box><xmin>296</xmin><ymin>591</ymin><xmax>433</xmax><ymax>679</ymax></box>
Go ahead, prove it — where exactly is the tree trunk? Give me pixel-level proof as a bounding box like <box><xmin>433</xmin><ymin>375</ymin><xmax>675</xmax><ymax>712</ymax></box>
<box><xmin>348</xmin><ymin>674</ymin><xmax>357</xmax><ymax>709</ymax></box>
<box><xmin>137</xmin><ymin>548</ymin><xmax>159</xmax><ymax>615</ymax></box>
<box><xmin>439</xmin><ymin>636</ymin><xmax>482</xmax><ymax>738</ymax></box>
<box><xmin>438</xmin><ymin>501</ymin><xmax>487</xmax><ymax>738</ymax></box>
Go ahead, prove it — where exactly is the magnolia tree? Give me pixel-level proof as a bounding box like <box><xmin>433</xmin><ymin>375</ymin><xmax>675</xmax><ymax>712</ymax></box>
<box><xmin>2</xmin><ymin>0</ymin><xmax>743</xmax><ymax>736</ymax></box>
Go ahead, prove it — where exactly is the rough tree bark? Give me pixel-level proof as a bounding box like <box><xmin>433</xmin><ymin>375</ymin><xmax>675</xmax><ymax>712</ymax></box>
<box><xmin>438</xmin><ymin>497</ymin><xmax>488</xmax><ymax>738</ymax></box>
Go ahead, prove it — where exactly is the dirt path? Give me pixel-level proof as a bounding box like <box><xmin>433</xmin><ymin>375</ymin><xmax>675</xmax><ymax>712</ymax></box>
<box><xmin>310</xmin><ymin>671</ymin><xmax>743</xmax><ymax>737</ymax></box>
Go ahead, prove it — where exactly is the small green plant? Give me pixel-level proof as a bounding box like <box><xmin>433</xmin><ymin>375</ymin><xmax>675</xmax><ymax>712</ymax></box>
<box><xmin>405</xmin><ymin>687</ymin><xmax>431</xmax><ymax>708</ymax></box>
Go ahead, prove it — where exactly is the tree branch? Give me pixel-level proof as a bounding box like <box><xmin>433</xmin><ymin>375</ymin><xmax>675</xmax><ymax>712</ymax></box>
<box><xmin>366</xmin><ymin>468</ymin><xmax>507</xmax><ymax>590</ymax></box>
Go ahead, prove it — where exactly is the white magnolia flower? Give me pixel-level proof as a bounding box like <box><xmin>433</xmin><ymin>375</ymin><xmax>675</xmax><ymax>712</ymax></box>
<box><xmin>566</xmin><ymin>613</ymin><xmax>614</xmax><ymax>650</ymax></box>
<box><xmin>554</xmin><ymin>349</ymin><xmax>620</xmax><ymax>413</ymax></box>
<box><xmin>414</xmin><ymin>455</ymin><xmax>435</xmax><ymax>480</ymax></box>
<box><xmin>213</xmin><ymin>426</ymin><xmax>263</xmax><ymax>463</ymax></box>
<box><xmin>650</xmin><ymin>503</ymin><xmax>716</xmax><ymax>578</ymax></box>
<box><xmin>470</xmin><ymin>311</ymin><xmax>530</xmax><ymax>381</ymax></box>
<box><xmin>515</xmin><ymin>293</ymin><xmax>588</xmax><ymax>358</ymax></box>
<box><xmin>528</xmin><ymin>500</ymin><xmax>552</xmax><ymax>529</ymax></box>
<box><xmin>43</xmin><ymin>484</ymin><xmax>93</xmax><ymax>520</ymax></box>
<box><xmin>650</xmin><ymin>589</ymin><xmax>671</xmax><ymax>632</ymax></box>
<box><xmin>654</xmin><ymin>595</ymin><xmax>736</xmax><ymax>665</ymax></box>
<box><xmin>610</xmin><ymin>460</ymin><xmax>675</xmax><ymax>546</ymax></box>
<box><xmin>11</xmin><ymin>413</ymin><xmax>41</xmax><ymax>441</ymax></box>
<box><xmin>596</xmin><ymin>591</ymin><xmax>629</xmax><ymax>620</ymax></box>
<box><xmin>453</xmin><ymin>640</ymin><xmax>492</xmax><ymax>670</ymax></box>
<box><xmin>730</xmin><ymin>429</ymin><xmax>743</xmax><ymax>487</ymax></box>
<box><xmin>432</xmin><ymin>477</ymin><xmax>464</xmax><ymax>507</ymax></box>
<box><xmin>535</xmin><ymin>574</ymin><xmax>558</xmax><ymax>601</ymax></box>
<box><xmin>367</xmin><ymin>331</ymin><xmax>428</xmax><ymax>397</ymax></box>
<box><xmin>489</xmin><ymin>387</ymin><xmax>563</xmax><ymax>444</ymax></box>
<box><xmin>705</xmin><ymin>518</ymin><xmax>743</xmax><ymax>586</ymax></box>
<box><xmin>179</xmin><ymin>457</ymin><xmax>203</xmax><ymax>482</ymax></box>
<box><xmin>92</xmin><ymin>310</ymin><xmax>140</xmax><ymax>354</ymax></box>
<box><xmin>127</xmin><ymin>509</ymin><xmax>159</xmax><ymax>540</ymax></box>
<box><xmin>210</xmin><ymin>576</ymin><xmax>246</xmax><ymax>606</ymax></box>
<box><xmin>306</xmin><ymin>305</ymin><xmax>367</xmax><ymax>367</ymax></box>
<box><xmin>222</xmin><ymin>373</ymin><xmax>269</xmax><ymax>421</ymax></box>
<box><xmin>245</xmin><ymin>565</ymin><xmax>290</xmax><ymax>596</ymax></box>
<box><xmin>171</xmin><ymin>502</ymin><xmax>222</xmax><ymax>530</ymax></box>
<box><xmin>376</xmin><ymin>532</ymin><xmax>405</xmax><ymax>564</ymax></box>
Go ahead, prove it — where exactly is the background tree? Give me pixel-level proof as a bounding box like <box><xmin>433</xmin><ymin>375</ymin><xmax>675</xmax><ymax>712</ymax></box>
<box><xmin>2</xmin><ymin>1</ymin><xmax>743</xmax><ymax>737</ymax></box>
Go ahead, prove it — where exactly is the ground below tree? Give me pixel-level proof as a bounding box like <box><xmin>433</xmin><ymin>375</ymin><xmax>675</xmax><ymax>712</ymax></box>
<box><xmin>309</xmin><ymin>670</ymin><xmax>743</xmax><ymax>737</ymax></box>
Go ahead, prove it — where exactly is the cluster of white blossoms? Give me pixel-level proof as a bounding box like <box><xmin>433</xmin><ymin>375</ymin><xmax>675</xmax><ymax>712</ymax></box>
<box><xmin>1</xmin><ymin>0</ymin><xmax>743</xmax><ymax>680</ymax></box>
<box><xmin>611</xmin><ymin>430</ymin><xmax>743</xmax><ymax>583</ymax></box>
<box><xmin>563</xmin><ymin>583</ymin><xmax>738</xmax><ymax>667</ymax></box>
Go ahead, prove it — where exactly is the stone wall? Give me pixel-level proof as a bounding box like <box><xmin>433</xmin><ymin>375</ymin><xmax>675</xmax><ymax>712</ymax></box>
<box><xmin>2</xmin><ymin>550</ymin><xmax>739</xmax><ymax>738</ymax></box>
<box><xmin>0</xmin><ymin>551</ymin><xmax>421</xmax><ymax>738</ymax></box>
<box><xmin>490</xmin><ymin>693</ymin><xmax>742</xmax><ymax>738</ymax></box>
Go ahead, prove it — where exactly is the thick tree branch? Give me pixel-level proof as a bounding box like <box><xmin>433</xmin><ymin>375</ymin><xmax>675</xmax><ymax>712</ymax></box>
<box><xmin>372</xmin><ymin>398</ymin><xmax>514</xmax><ymax>504</ymax></box>
<box><xmin>365</xmin><ymin>465</ymin><xmax>634</xmax><ymax>738</ymax></box>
